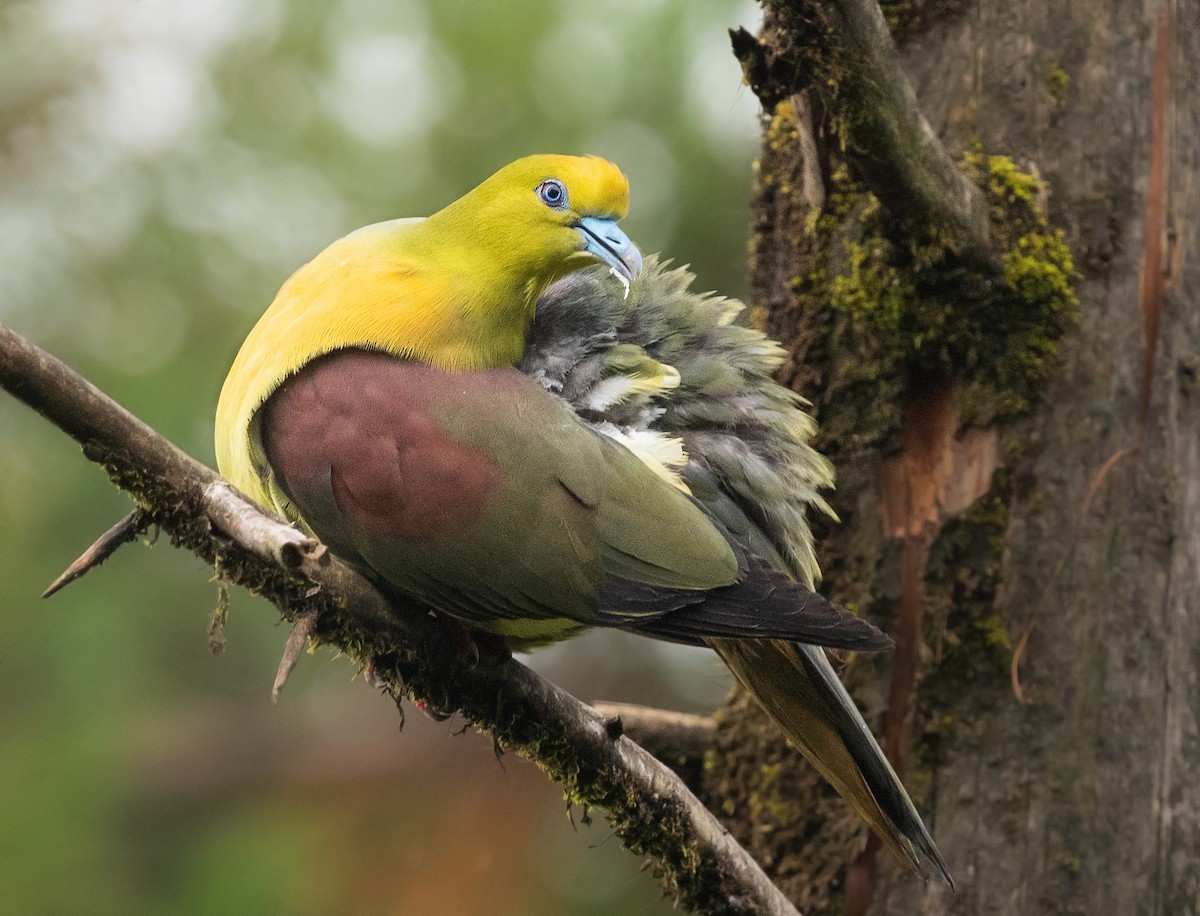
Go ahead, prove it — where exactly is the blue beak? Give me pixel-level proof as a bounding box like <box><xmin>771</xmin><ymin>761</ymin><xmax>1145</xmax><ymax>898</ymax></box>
<box><xmin>575</xmin><ymin>216</ymin><xmax>643</xmax><ymax>282</ymax></box>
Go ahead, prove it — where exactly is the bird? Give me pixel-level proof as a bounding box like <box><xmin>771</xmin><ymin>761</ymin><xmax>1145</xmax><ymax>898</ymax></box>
<box><xmin>215</xmin><ymin>154</ymin><xmax>952</xmax><ymax>886</ymax></box>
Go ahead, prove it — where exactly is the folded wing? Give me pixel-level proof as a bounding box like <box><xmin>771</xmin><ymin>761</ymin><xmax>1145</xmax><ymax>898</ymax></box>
<box><xmin>258</xmin><ymin>348</ymin><xmax>890</xmax><ymax>653</ymax></box>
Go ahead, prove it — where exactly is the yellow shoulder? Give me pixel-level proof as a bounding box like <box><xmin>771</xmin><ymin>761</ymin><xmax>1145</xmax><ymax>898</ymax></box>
<box><xmin>214</xmin><ymin>219</ymin><xmax>437</xmax><ymax>507</ymax></box>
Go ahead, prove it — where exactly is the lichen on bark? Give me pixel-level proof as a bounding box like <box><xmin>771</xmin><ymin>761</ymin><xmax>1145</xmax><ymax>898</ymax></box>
<box><xmin>770</xmin><ymin>121</ymin><xmax>1079</xmax><ymax>454</ymax></box>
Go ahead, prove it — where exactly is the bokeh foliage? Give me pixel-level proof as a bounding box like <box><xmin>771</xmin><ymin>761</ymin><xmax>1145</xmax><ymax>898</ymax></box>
<box><xmin>0</xmin><ymin>1</ymin><xmax>762</xmax><ymax>913</ymax></box>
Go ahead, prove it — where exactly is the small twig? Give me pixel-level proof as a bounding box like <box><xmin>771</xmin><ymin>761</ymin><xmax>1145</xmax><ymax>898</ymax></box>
<box><xmin>1010</xmin><ymin>624</ymin><xmax>1035</xmax><ymax>706</ymax></box>
<box><xmin>42</xmin><ymin>510</ymin><xmax>145</xmax><ymax>598</ymax></box>
<box><xmin>1081</xmin><ymin>447</ymin><xmax>1133</xmax><ymax>521</ymax></box>
<box><xmin>592</xmin><ymin>702</ymin><xmax>717</xmax><ymax>763</ymax></box>
<box><xmin>273</xmin><ymin>606</ymin><xmax>320</xmax><ymax>702</ymax></box>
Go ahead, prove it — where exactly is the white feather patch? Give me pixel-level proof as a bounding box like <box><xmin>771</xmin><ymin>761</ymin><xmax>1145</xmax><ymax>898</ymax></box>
<box><xmin>581</xmin><ymin>362</ymin><xmax>681</xmax><ymax>412</ymax></box>
<box><xmin>597</xmin><ymin>423</ymin><xmax>691</xmax><ymax>492</ymax></box>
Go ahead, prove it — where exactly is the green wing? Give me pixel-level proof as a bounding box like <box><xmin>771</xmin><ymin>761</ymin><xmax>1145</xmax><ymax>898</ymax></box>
<box><xmin>257</xmin><ymin>348</ymin><xmax>890</xmax><ymax>651</ymax></box>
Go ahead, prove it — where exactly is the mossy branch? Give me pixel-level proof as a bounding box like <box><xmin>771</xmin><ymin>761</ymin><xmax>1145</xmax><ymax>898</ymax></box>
<box><xmin>0</xmin><ymin>321</ymin><xmax>804</xmax><ymax>916</ymax></box>
<box><xmin>737</xmin><ymin>0</ymin><xmax>996</xmax><ymax>268</ymax></box>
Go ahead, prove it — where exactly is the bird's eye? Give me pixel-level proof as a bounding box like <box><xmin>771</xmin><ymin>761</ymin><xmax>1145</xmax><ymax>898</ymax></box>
<box><xmin>536</xmin><ymin>179</ymin><xmax>568</xmax><ymax>209</ymax></box>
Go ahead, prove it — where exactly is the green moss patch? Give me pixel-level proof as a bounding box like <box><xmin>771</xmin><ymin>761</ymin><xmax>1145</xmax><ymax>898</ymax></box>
<box><xmin>792</xmin><ymin>150</ymin><xmax>1077</xmax><ymax>455</ymax></box>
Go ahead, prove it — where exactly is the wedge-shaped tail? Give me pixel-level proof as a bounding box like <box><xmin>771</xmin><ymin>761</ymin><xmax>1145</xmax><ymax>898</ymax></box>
<box><xmin>712</xmin><ymin>638</ymin><xmax>953</xmax><ymax>886</ymax></box>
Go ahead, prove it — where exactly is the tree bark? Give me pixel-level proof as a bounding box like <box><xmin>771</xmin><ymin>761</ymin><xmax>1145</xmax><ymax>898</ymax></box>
<box><xmin>711</xmin><ymin>0</ymin><xmax>1200</xmax><ymax>912</ymax></box>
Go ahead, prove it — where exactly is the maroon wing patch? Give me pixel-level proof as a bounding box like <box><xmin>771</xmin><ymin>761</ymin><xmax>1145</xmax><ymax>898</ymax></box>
<box><xmin>261</xmin><ymin>350</ymin><xmax>504</xmax><ymax>543</ymax></box>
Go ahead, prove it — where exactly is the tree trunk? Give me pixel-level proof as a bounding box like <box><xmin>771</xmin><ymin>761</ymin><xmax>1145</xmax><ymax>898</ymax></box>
<box><xmin>708</xmin><ymin>1</ymin><xmax>1200</xmax><ymax>912</ymax></box>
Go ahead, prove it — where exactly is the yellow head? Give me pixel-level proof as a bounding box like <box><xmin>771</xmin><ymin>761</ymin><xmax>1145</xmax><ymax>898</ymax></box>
<box><xmin>216</xmin><ymin>153</ymin><xmax>640</xmax><ymax>508</ymax></box>
<box><xmin>419</xmin><ymin>153</ymin><xmax>640</xmax><ymax>293</ymax></box>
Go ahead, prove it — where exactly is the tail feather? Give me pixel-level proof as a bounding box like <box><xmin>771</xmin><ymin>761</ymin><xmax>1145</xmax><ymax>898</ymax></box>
<box><xmin>710</xmin><ymin>637</ymin><xmax>954</xmax><ymax>888</ymax></box>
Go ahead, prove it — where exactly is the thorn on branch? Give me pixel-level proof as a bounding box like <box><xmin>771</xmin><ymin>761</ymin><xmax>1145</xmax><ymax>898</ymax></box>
<box><xmin>42</xmin><ymin>510</ymin><xmax>146</xmax><ymax>598</ymax></box>
<box><xmin>591</xmin><ymin>702</ymin><xmax>716</xmax><ymax>764</ymax></box>
<box><xmin>272</xmin><ymin>605</ymin><xmax>319</xmax><ymax>702</ymax></box>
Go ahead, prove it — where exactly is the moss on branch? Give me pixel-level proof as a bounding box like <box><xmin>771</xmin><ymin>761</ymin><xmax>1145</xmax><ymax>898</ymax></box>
<box><xmin>776</xmin><ymin>116</ymin><xmax>1078</xmax><ymax>455</ymax></box>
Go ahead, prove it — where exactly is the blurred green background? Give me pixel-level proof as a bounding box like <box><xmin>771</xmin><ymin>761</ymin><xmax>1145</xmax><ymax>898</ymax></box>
<box><xmin>0</xmin><ymin>1</ymin><xmax>763</xmax><ymax>913</ymax></box>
